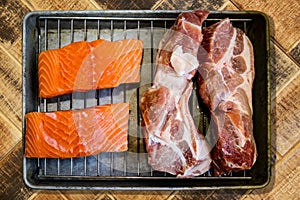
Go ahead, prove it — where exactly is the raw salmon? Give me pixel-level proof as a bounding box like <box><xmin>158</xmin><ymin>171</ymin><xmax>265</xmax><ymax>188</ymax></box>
<box><xmin>25</xmin><ymin>103</ymin><xmax>129</xmax><ymax>158</ymax></box>
<box><xmin>38</xmin><ymin>39</ymin><xmax>143</xmax><ymax>98</ymax></box>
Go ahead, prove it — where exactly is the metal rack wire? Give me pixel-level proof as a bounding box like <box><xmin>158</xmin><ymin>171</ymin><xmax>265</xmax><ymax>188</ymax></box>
<box><xmin>32</xmin><ymin>15</ymin><xmax>253</xmax><ymax>180</ymax></box>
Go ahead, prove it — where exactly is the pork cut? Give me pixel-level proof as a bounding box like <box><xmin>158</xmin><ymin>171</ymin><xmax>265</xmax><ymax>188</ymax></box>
<box><xmin>140</xmin><ymin>10</ymin><xmax>212</xmax><ymax>177</ymax></box>
<box><xmin>197</xmin><ymin>18</ymin><xmax>257</xmax><ymax>176</ymax></box>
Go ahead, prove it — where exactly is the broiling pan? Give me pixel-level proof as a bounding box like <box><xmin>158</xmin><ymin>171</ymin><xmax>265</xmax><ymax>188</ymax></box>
<box><xmin>22</xmin><ymin>10</ymin><xmax>271</xmax><ymax>190</ymax></box>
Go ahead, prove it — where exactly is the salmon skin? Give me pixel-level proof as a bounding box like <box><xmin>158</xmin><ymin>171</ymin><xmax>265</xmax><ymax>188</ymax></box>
<box><xmin>38</xmin><ymin>39</ymin><xmax>143</xmax><ymax>98</ymax></box>
<box><xmin>25</xmin><ymin>103</ymin><xmax>129</xmax><ymax>158</ymax></box>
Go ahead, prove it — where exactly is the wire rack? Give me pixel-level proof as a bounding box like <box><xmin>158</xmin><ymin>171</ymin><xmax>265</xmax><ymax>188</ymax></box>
<box><xmin>25</xmin><ymin>13</ymin><xmax>256</xmax><ymax>184</ymax></box>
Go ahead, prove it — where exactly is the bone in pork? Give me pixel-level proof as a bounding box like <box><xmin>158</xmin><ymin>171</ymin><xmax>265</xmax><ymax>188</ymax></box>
<box><xmin>140</xmin><ymin>10</ymin><xmax>212</xmax><ymax>177</ymax></box>
<box><xmin>197</xmin><ymin>18</ymin><xmax>257</xmax><ymax>176</ymax></box>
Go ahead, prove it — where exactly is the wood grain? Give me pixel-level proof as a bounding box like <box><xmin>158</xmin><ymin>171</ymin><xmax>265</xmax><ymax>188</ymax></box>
<box><xmin>6</xmin><ymin>38</ymin><xmax>23</xmax><ymax>64</ymax></box>
<box><xmin>61</xmin><ymin>190</ymin><xmax>106</xmax><ymax>200</ymax></box>
<box><xmin>0</xmin><ymin>142</ymin><xmax>34</xmax><ymax>200</ymax></box>
<box><xmin>290</xmin><ymin>42</ymin><xmax>300</xmax><ymax>64</ymax></box>
<box><xmin>210</xmin><ymin>190</ymin><xmax>248</xmax><ymax>200</ymax></box>
<box><xmin>170</xmin><ymin>190</ymin><xmax>214</xmax><ymax>200</ymax></box>
<box><xmin>31</xmin><ymin>191</ymin><xmax>67</xmax><ymax>200</ymax></box>
<box><xmin>108</xmin><ymin>191</ymin><xmax>173</xmax><ymax>200</ymax></box>
<box><xmin>94</xmin><ymin>0</ymin><xmax>157</xmax><ymax>9</ymax></box>
<box><xmin>94</xmin><ymin>194</ymin><xmax>115</xmax><ymax>200</ymax></box>
<box><xmin>171</xmin><ymin>190</ymin><xmax>248</xmax><ymax>200</ymax></box>
<box><xmin>272</xmin><ymin>72</ymin><xmax>300</xmax><ymax>156</ymax></box>
<box><xmin>22</xmin><ymin>0</ymin><xmax>99</xmax><ymax>10</ymax></box>
<box><xmin>232</xmin><ymin>0</ymin><xmax>300</xmax><ymax>51</ymax></box>
<box><xmin>270</xmin><ymin>42</ymin><xmax>300</xmax><ymax>100</ymax></box>
<box><xmin>0</xmin><ymin>47</ymin><xmax>22</xmax><ymax>129</ymax></box>
<box><xmin>220</xmin><ymin>1</ymin><xmax>239</xmax><ymax>10</ymax></box>
<box><xmin>0</xmin><ymin>112</ymin><xmax>21</xmax><ymax>160</ymax></box>
<box><xmin>152</xmin><ymin>0</ymin><xmax>227</xmax><ymax>10</ymax></box>
<box><xmin>243</xmin><ymin>142</ymin><xmax>300</xmax><ymax>199</ymax></box>
<box><xmin>0</xmin><ymin>0</ymin><xmax>30</xmax><ymax>49</ymax></box>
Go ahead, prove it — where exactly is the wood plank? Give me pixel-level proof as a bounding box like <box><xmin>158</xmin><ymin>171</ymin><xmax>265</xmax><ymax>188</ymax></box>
<box><xmin>242</xmin><ymin>142</ymin><xmax>300</xmax><ymax>199</ymax></box>
<box><xmin>152</xmin><ymin>0</ymin><xmax>227</xmax><ymax>10</ymax></box>
<box><xmin>170</xmin><ymin>191</ymin><xmax>213</xmax><ymax>200</ymax></box>
<box><xmin>290</xmin><ymin>42</ymin><xmax>300</xmax><ymax>64</ymax></box>
<box><xmin>22</xmin><ymin>0</ymin><xmax>98</xmax><ymax>10</ymax></box>
<box><xmin>270</xmin><ymin>42</ymin><xmax>300</xmax><ymax>100</ymax></box>
<box><xmin>0</xmin><ymin>142</ymin><xmax>34</xmax><ymax>199</ymax></box>
<box><xmin>272</xmin><ymin>72</ymin><xmax>300</xmax><ymax>156</ymax></box>
<box><xmin>6</xmin><ymin>37</ymin><xmax>23</xmax><ymax>64</ymax></box>
<box><xmin>0</xmin><ymin>46</ymin><xmax>22</xmax><ymax>129</ymax></box>
<box><xmin>0</xmin><ymin>112</ymin><xmax>21</xmax><ymax>160</ymax></box>
<box><xmin>151</xmin><ymin>0</ymin><xmax>167</xmax><ymax>9</ymax></box>
<box><xmin>61</xmin><ymin>190</ymin><xmax>103</xmax><ymax>200</ymax></box>
<box><xmin>94</xmin><ymin>193</ymin><xmax>115</xmax><ymax>200</ymax></box>
<box><xmin>210</xmin><ymin>190</ymin><xmax>248</xmax><ymax>200</ymax></box>
<box><xmin>220</xmin><ymin>1</ymin><xmax>239</xmax><ymax>10</ymax></box>
<box><xmin>31</xmin><ymin>191</ymin><xmax>67</xmax><ymax>200</ymax></box>
<box><xmin>232</xmin><ymin>0</ymin><xmax>300</xmax><ymax>51</ymax></box>
<box><xmin>241</xmin><ymin>153</ymin><xmax>292</xmax><ymax>200</ymax></box>
<box><xmin>94</xmin><ymin>0</ymin><xmax>157</xmax><ymax>9</ymax></box>
<box><xmin>0</xmin><ymin>0</ymin><xmax>30</xmax><ymax>49</ymax></box>
<box><xmin>109</xmin><ymin>191</ymin><xmax>173</xmax><ymax>200</ymax></box>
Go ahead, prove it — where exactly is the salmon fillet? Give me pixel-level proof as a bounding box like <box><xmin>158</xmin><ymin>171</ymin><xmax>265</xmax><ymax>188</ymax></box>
<box><xmin>25</xmin><ymin>103</ymin><xmax>129</xmax><ymax>158</ymax></box>
<box><xmin>38</xmin><ymin>39</ymin><xmax>143</xmax><ymax>98</ymax></box>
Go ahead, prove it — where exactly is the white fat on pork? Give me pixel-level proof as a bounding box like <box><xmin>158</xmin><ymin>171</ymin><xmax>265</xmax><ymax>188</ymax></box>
<box><xmin>140</xmin><ymin>10</ymin><xmax>212</xmax><ymax>177</ymax></box>
<box><xmin>170</xmin><ymin>45</ymin><xmax>199</xmax><ymax>78</ymax></box>
<box><xmin>198</xmin><ymin>18</ymin><xmax>257</xmax><ymax>176</ymax></box>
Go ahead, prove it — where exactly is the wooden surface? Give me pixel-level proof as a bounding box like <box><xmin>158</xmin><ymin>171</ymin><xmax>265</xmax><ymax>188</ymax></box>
<box><xmin>0</xmin><ymin>0</ymin><xmax>299</xmax><ymax>199</ymax></box>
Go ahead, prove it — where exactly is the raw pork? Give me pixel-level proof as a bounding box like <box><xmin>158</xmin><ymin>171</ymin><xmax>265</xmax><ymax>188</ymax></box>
<box><xmin>197</xmin><ymin>18</ymin><xmax>257</xmax><ymax>175</ymax></box>
<box><xmin>140</xmin><ymin>10</ymin><xmax>212</xmax><ymax>177</ymax></box>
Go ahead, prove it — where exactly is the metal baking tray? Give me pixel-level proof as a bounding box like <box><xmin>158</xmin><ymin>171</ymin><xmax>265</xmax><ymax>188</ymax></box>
<box><xmin>22</xmin><ymin>10</ymin><xmax>271</xmax><ymax>190</ymax></box>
